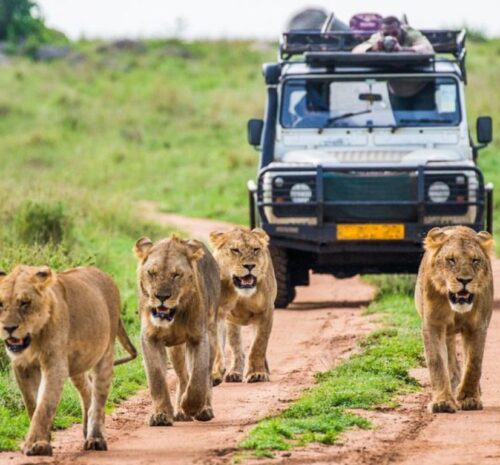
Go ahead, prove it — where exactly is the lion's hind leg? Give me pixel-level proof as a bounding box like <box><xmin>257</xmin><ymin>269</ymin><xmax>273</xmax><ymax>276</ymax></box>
<box><xmin>84</xmin><ymin>346</ymin><xmax>113</xmax><ymax>451</ymax></box>
<box><xmin>71</xmin><ymin>373</ymin><xmax>92</xmax><ymax>438</ymax></box>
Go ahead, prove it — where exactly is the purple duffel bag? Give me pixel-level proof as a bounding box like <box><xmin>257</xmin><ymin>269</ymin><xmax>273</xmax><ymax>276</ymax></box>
<box><xmin>349</xmin><ymin>13</ymin><xmax>383</xmax><ymax>32</ymax></box>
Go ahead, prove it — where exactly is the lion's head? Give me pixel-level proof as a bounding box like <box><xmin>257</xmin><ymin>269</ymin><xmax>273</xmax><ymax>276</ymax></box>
<box><xmin>134</xmin><ymin>235</ymin><xmax>205</xmax><ymax>327</ymax></box>
<box><xmin>209</xmin><ymin>228</ymin><xmax>270</xmax><ymax>297</ymax></box>
<box><xmin>0</xmin><ymin>266</ymin><xmax>56</xmax><ymax>356</ymax></box>
<box><xmin>424</xmin><ymin>226</ymin><xmax>494</xmax><ymax>313</ymax></box>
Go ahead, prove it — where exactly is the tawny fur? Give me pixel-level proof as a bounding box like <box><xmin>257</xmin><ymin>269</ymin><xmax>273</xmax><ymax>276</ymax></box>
<box><xmin>134</xmin><ymin>235</ymin><xmax>221</xmax><ymax>425</ymax></box>
<box><xmin>415</xmin><ymin>226</ymin><xmax>494</xmax><ymax>413</ymax></box>
<box><xmin>209</xmin><ymin>227</ymin><xmax>277</xmax><ymax>384</ymax></box>
<box><xmin>0</xmin><ymin>265</ymin><xmax>136</xmax><ymax>456</ymax></box>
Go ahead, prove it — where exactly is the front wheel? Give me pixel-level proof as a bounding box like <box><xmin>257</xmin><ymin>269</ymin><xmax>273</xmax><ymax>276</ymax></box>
<box><xmin>269</xmin><ymin>246</ymin><xmax>296</xmax><ymax>309</ymax></box>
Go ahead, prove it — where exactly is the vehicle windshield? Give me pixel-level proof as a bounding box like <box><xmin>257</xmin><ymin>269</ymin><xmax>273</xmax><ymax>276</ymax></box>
<box><xmin>280</xmin><ymin>77</ymin><xmax>461</xmax><ymax>129</ymax></box>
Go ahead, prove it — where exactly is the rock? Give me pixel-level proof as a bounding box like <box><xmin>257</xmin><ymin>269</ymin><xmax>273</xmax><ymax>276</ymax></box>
<box><xmin>97</xmin><ymin>39</ymin><xmax>146</xmax><ymax>53</ymax></box>
<box><xmin>35</xmin><ymin>45</ymin><xmax>71</xmax><ymax>61</ymax></box>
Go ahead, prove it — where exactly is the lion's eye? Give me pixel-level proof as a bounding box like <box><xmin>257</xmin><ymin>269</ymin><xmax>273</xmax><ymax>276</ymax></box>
<box><xmin>147</xmin><ymin>269</ymin><xmax>157</xmax><ymax>278</ymax></box>
<box><xmin>172</xmin><ymin>273</ymin><xmax>182</xmax><ymax>280</ymax></box>
<box><xmin>231</xmin><ymin>248</ymin><xmax>241</xmax><ymax>256</ymax></box>
<box><xmin>0</xmin><ymin>302</ymin><xmax>3</xmax><ymax>309</ymax></box>
<box><xmin>446</xmin><ymin>258</ymin><xmax>456</xmax><ymax>265</ymax></box>
<box><xmin>472</xmin><ymin>258</ymin><xmax>481</xmax><ymax>266</ymax></box>
<box><xmin>253</xmin><ymin>248</ymin><xmax>261</xmax><ymax>256</ymax></box>
<box><xmin>19</xmin><ymin>300</ymin><xmax>31</xmax><ymax>309</ymax></box>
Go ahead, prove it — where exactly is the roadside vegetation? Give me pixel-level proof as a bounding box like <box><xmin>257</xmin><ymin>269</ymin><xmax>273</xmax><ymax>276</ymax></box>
<box><xmin>240</xmin><ymin>276</ymin><xmax>422</xmax><ymax>458</ymax></box>
<box><xmin>0</xmin><ymin>35</ymin><xmax>497</xmax><ymax>450</ymax></box>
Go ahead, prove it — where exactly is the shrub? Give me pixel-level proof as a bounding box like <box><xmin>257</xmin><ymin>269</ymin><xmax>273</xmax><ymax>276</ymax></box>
<box><xmin>14</xmin><ymin>201</ymin><xmax>73</xmax><ymax>245</ymax></box>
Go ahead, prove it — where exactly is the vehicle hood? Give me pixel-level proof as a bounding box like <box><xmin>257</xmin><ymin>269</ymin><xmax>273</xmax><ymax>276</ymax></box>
<box><xmin>279</xmin><ymin>148</ymin><xmax>468</xmax><ymax>166</ymax></box>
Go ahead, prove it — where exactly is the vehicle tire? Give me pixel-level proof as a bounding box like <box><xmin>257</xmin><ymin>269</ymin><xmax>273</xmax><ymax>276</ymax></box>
<box><xmin>270</xmin><ymin>246</ymin><xmax>296</xmax><ymax>309</ymax></box>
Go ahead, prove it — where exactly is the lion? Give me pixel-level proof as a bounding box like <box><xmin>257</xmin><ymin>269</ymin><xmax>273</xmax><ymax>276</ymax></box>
<box><xmin>134</xmin><ymin>235</ymin><xmax>220</xmax><ymax>425</ymax></box>
<box><xmin>0</xmin><ymin>265</ymin><xmax>137</xmax><ymax>456</ymax></box>
<box><xmin>415</xmin><ymin>226</ymin><xmax>494</xmax><ymax>413</ymax></box>
<box><xmin>209</xmin><ymin>227</ymin><xmax>276</xmax><ymax>384</ymax></box>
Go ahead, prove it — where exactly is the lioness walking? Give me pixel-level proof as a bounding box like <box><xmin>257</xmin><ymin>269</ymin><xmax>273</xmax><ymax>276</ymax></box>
<box><xmin>416</xmin><ymin>226</ymin><xmax>494</xmax><ymax>413</ymax></box>
<box><xmin>0</xmin><ymin>265</ymin><xmax>137</xmax><ymax>456</ymax></box>
<box><xmin>134</xmin><ymin>235</ymin><xmax>220</xmax><ymax>424</ymax></box>
<box><xmin>209</xmin><ymin>227</ymin><xmax>276</xmax><ymax>384</ymax></box>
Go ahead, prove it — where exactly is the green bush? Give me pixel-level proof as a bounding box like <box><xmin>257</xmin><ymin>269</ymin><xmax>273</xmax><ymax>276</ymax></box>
<box><xmin>14</xmin><ymin>201</ymin><xmax>73</xmax><ymax>245</ymax></box>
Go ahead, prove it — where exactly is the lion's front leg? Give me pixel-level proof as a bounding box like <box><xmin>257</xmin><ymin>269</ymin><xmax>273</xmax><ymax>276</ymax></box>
<box><xmin>245</xmin><ymin>310</ymin><xmax>273</xmax><ymax>383</ymax></box>
<box><xmin>13</xmin><ymin>365</ymin><xmax>41</xmax><ymax>420</ymax></box>
<box><xmin>182</xmin><ymin>334</ymin><xmax>213</xmax><ymax>421</ymax></box>
<box><xmin>224</xmin><ymin>321</ymin><xmax>245</xmax><ymax>383</ymax></box>
<box><xmin>422</xmin><ymin>324</ymin><xmax>457</xmax><ymax>413</ymax></box>
<box><xmin>141</xmin><ymin>334</ymin><xmax>175</xmax><ymax>426</ymax></box>
<box><xmin>456</xmin><ymin>329</ymin><xmax>487</xmax><ymax>410</ymax></box>
<box><xmin>212</xmin><ymin>317</ymin><xmax>226</xmax><ymax>386</ymax></box>
<box><xmin>23</xmin><ymin>364</ymin><xmax>67</xmax><ymax>456</ymax></box>
<box><xmin>167</xmin><ymin>345</ymin><xmax>192</xmax><ymax>421</ymax></box>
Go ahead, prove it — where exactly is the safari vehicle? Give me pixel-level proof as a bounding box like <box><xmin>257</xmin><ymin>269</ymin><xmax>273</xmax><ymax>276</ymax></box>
<box><xmin>246</xmin><ymin>26</ymin><xmax>494</xmax><ymax>308</ymax></box>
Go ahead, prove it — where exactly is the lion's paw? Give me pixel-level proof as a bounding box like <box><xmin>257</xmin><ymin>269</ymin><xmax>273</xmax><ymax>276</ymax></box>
<box><xmin>245</xmin><ymin>371</ymin><xmax>269</xmax><ymax>383</ymax></box>
<box><xmin>84</xmin><ymin>436</ymin><xmax>108</xmax><ymax>451</ymax></box>
<box><xmin>225</xmin><ymin>371</ymin><xmax>243</xmax><ymax>383</ymax></box>
<box><xmin>149</xmin><ymin>412</ymin><xmax>174</xmax><ymax>426</ymax></box>
<box><xmin>195</xmin><ymin>407</ymin><xmax>215</xmax><ymax>422</ymax></box>
<box><xmin>212</xmin><ymin>374</ymin><xmax>224</xmax><ymax>387</ymax></box>
<box><xmin>460</xmin><ymin>397</ymin><xmax>483</xmax><ymax>411</ymax></box>
<box><xmin>23</xmin><ymin>440</ymin><xmax>53</xmax><ymax>456</ymax></box>
<box><xmin>174</xmin><ymin>410</ymin><xmax>193</xmax><ymax>422</ymax></box>
<box><xmin>429</xmin><ymin>399</ymin><xmax>457</xmax><ymax>413</ymax></box>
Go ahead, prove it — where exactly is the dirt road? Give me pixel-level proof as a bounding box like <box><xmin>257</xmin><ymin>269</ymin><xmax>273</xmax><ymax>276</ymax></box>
<box><xmin>0</xmin><ymin>212</ymin><xmax>376</xmax><ymax>465</ymax></box>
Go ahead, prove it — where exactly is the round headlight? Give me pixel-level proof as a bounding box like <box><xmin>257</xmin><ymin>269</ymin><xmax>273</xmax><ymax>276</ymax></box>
<box><xmin>290</xmin><ymin>183</ymin><xmax>312</xmax><ymax>203</ymax></box>
<box><xmin>428</xmin><ymin>181</ymin><xmax>450</xmax><ymax>203</ymax></box>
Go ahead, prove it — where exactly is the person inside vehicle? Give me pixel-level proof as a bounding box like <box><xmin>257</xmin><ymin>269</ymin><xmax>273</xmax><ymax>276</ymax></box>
<box><xmin>353</xmin><ymin>16</ymin><xmax>434</xmax><ymax>54</ymax></box>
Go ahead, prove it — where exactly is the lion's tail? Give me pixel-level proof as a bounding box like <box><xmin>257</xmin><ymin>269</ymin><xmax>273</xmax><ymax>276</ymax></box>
<box><xmin>114</xmin><ymin>319</ymin><xmax>138</xmax><ymax>366</ymax></box>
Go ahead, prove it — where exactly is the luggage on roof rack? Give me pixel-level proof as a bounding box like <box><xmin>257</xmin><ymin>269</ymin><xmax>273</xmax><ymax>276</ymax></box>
<box><xmin>280</xmin><ymin>29</ymin><xmax>466</xmax><ymax>58</ymax></box>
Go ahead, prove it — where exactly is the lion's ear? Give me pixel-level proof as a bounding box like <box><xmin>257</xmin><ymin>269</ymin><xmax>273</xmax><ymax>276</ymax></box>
<box><xmin>185</xmin><ymin>241</ymin><xmax>205</xmax><ymax>262</ymax></box>
<box><xmin>477</xmin><ymin>231</ymin><xmax>495</xmax><ymax>256</ymax></box>
<box><xmin>134</xmin><ymin>237</ymin><xmax>153</xmax><ymax>262</ymax></box>
<box><xmin>424</xmin><ymin>227</ymin><xmax>447</xmax><ymax>251</ymax></box>
<box><xmin>252</xmin><ymin>228</ymin><xmax>269</xmax><ymax>246</ymax></box>
<box><xmin>209</xmin><ymin>230</ymin><xmax>227</xmax><ymax>249</ymax></box>
<box><xmin>33</xmin><ymin>266</ymin><xmax>55</xmax><ymax>289</ymax></box>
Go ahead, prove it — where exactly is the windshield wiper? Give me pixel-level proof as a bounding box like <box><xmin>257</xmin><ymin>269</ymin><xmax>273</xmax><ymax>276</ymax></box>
<box><xmin>399</xmin><ymin>118</ymin><xmax>454</xmax><ymax>124</ymax></box>
<box><xmin>318</xmin><ymin>109</ymin><xmax>373</xmax><ymax>134</ymax></box>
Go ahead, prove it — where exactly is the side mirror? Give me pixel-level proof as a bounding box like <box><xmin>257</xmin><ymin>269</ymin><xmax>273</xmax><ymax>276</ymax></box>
<box><xmin>247</xmin><ymin>119</ymin><xmax>264</xmax><ymax>146</ymax></box>
<box><xmin>477</xmin><ymin>116</ymin><xmax>493</xmax><ymax>145</ymax></box>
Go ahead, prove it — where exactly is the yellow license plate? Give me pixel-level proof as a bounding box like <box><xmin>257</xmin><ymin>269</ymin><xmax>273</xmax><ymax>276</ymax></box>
<box><xmin>337</xmin><ymin>224</ymin><xmax>405</xmax><ymax>240</ymax></box>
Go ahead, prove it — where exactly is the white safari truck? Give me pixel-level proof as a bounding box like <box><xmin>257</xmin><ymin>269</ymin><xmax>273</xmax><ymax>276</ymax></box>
<box><xmin>247</xmin><ymin>28</ymin><xmax>493</xmax><ymax>308</ymax></box>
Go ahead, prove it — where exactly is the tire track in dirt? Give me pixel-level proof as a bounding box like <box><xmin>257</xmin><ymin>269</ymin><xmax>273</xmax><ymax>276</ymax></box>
<box><xmin>0</xmin><ymin>208</ymin><xmax>376</xmax><ymax>465</ymax></box>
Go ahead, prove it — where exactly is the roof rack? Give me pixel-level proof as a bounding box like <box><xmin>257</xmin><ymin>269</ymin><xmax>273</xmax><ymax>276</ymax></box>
<box><xmin>279</xmin><ymin>29</ymin><xmax>467</xmax><ymax>80</ymax></box>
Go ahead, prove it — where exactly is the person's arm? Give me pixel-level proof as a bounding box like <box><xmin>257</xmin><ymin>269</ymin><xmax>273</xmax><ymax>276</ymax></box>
<box><xmin>352</xmin><ymin>33</ymin><xmax>382</xmax><ymax>53</ymax></box>
<box><xmin>405</xmin><ymin>29</ymin><xmax>434</xmax><ymax>54</ymax></box>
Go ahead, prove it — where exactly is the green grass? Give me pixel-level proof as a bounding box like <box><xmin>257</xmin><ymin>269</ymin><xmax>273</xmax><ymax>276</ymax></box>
<box><xmin>240</xmin><ymin>277</ymin><xmax>423</xmax><ymax>457</ymax></box>
<box><xmin>0</xmin><ymin>37</ymin><xmax>498</xmax><ymax>450</ymax></box>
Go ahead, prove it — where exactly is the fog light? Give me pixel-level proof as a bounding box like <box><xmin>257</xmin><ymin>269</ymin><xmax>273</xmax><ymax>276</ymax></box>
<box><xmin>428</xmin><ymin>181</ymin><xmax>450</xmax><ymax>203</ymax></box>
<box><xmin>290</xmin><ymin>183</ymin><xmax>312</xmax><ymax>203</ymax></box>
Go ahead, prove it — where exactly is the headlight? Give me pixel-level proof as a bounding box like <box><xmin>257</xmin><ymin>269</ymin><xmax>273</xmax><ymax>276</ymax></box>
<box><xmin>290</xmin><ymin>183</ymin><xmax>313</xmax><ymax>203</ymax></box>
<box><xmin>428</xmin><ymin>181</ymin><xmax>450</xmax><ymax>203</ymax></box>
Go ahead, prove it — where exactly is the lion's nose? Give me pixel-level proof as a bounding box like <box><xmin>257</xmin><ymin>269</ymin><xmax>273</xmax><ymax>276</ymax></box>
<box><xmin>244</xmin><ymin>264</ymin><xmax>255</xmax><ymax>272</ymax></box>
<box><xmin>457</xmin><ymin>278</ymin><xmax>472</xmax><ymax>287</ymax></box>
<box><xmin>155</xmin><ymin>293</ymin><xmax>170</xmax><ymax>303</ymax></box>
<box><xmin>4</xmin><ymin>325</ymin><xmax>18</xmax><ymax>335</ymax></box>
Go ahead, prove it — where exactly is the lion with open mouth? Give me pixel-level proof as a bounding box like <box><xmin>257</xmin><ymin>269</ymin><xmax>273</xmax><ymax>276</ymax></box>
<box><xmin>415</xmin><ymin>226</ymin><xmax>494</xmax><ymax>413</ymax></box>
<box><xmin>209</xmin><ymin>227</ymin><xmax>277</xmax><ymax>384</ymax></box>
<box><xmin>0</xmin><ymin>265</ymin><xmax>137</xmax><ymax>456</ymax></box>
